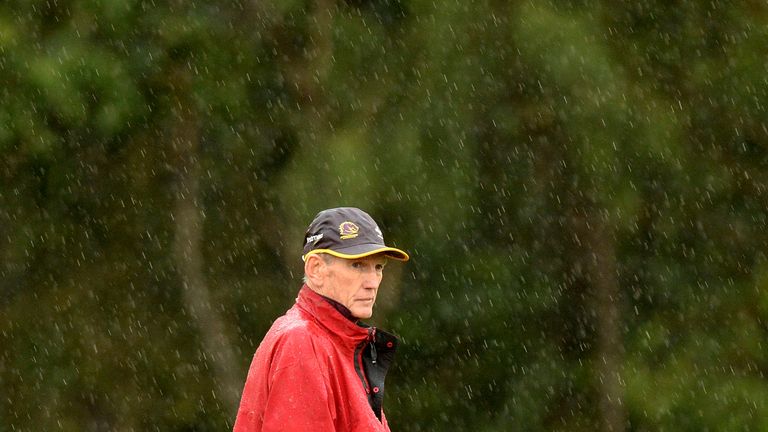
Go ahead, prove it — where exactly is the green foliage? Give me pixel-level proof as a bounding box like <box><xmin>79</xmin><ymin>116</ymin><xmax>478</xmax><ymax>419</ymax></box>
<box><xmin>2</xmin><ymin>0</ymin><xmax>768</xmax><ymax>430</ymax></box>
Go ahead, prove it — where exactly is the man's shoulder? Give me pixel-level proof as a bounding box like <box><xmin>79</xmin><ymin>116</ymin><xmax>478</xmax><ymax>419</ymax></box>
<box><xmin>263</xmin><ymin>306</ymin><xmax>322</xmax><ymax>348</ymax></box>
<box><xmin>256</xmin><ymin>306</ymin><xmax>331</xmax><ymax>370</ymax></box>
<box><xmin>270</xmin><ymin>312</ymin><xmax>307</xmax><ymax>335</ymax></box>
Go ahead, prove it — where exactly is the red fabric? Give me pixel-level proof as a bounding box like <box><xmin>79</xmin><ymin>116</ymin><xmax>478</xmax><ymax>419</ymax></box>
<box><xmin>233</xmin><ymin>286</ymin><xmax>392</xmax><ymax>432</ymax></box>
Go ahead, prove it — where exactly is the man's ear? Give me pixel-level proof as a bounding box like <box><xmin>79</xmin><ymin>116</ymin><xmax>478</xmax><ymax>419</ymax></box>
<box><xmin>304</xmin><ymin>254</ymin><xmax>327</xmax><ymax>288</ymax></box>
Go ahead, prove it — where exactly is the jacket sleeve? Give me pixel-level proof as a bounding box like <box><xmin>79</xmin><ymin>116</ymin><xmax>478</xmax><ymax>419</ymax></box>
<box><xmin>261</xmin><ymin>360</ymin><xmax>336</xmax><ymax>432</ymax></box>
<box><xmin>232</xmin><ymin>324</ymin><xmax>337</xmax><ymax>432</ymax></box>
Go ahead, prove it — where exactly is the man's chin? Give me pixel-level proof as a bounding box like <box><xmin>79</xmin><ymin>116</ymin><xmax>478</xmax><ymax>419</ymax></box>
<box><xmin>351</xmin><ymin>308</ymin><xmax>373</xmax><ymax>320</ymax></box>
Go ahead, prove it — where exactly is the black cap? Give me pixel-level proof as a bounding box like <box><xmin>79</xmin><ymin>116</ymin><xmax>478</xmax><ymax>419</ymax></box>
<box><xmin>302</xmin><ymin>207</ymin><xmax>409</xmax><ymax>262</ymax></box>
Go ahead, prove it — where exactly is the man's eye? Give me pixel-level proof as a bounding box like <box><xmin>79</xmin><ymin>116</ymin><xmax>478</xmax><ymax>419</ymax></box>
<box><xmin>351</xmin><ymin>262</ymin><xmax>363</xmax><ymax>269</ymax></box>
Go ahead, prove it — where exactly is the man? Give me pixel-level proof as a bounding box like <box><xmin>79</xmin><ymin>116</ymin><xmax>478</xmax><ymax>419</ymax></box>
<box><xmin>233</xmin><ymin>207</ymin><xmax>409</xmax><ymax>432</ymax></box>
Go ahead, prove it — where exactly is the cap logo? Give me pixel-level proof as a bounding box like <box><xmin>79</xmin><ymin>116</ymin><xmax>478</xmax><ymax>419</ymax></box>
<box><xmin>339</xmin><ymin>221</ymin><xmax>359</xmax><ymax>240</ymax></box>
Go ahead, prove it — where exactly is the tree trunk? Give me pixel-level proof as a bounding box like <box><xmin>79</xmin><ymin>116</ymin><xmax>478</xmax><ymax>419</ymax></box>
<box><xmin>169</xmin><ymin>72</ymin><xmax>241</xmax><ymax>412</ymax></box>
<box><xmin>584</xmin><ymin>215</ymin><xmax>625</xmax><ymax>432</ymax></box>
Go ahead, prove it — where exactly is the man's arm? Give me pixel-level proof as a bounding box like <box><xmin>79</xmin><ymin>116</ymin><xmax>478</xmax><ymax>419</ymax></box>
<box><xmin>260</xmin><ymin>361</ymin><xmax>336</xmax><ymax>431</ymax></box>
<box><xmin>233</xmin><ymin>329</ymin><xmax>336</xmax><ymax>432</ymax></box>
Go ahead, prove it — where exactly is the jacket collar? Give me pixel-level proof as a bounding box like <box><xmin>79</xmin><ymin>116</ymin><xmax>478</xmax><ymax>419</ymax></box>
<box><xmin>318</xmin><ymin>293</ymin><xmax>358</xmax><ymax>322</ymax></box>
<box><xmin>296</xmin><ymin>285</ymin><xmax>371</xmax><ymax>345</ymax></box>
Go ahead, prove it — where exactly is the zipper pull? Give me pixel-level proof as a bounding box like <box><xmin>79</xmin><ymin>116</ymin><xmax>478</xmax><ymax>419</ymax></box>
<box><xmin>370</xmin><ymin>328</ymin><xmax>377</xmax><ymax>364</ymax></box>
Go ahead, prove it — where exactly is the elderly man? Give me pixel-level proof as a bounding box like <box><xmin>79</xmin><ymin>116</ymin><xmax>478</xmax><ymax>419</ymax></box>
<box><xmin>233</xmin><ymin>207</ymin><xmax>409</xmax><ymax>432</ymax></box>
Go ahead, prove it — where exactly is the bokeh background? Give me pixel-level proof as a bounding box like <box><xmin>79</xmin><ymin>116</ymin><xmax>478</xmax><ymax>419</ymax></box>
<box><xmin>2</xmin><ymin>0</ymin><xmax>768</xmax><ymax>430</ymax></box>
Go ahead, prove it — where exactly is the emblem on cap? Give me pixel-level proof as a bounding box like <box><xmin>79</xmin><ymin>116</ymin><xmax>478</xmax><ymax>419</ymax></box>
<box><xmin>339</xmin><ymin>221</ymin><xmax>359</xmax><ymax>240</ymax></box>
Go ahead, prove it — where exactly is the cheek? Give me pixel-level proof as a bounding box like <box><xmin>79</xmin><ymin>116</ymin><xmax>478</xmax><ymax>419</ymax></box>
<box><xmin>343</xmin><ymin>274</ymin><xmax>361</xmax><ymax>294</ymax></box>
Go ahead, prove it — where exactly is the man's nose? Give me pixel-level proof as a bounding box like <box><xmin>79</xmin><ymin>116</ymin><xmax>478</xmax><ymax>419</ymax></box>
<box><xmin>362</xmin><ymin>268</ymin><xmax>380</xmax><ymax>289</ymax></box>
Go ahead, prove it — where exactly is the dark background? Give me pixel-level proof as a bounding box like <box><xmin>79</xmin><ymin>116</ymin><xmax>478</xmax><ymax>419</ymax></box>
<box><xmin>2</xmin><ymin>0</ymin><xmax>767</xmax><ymax>430</ymax></box>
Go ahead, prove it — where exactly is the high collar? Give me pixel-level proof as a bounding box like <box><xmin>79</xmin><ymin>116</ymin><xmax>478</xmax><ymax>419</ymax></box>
<box><xmin>318</xmin><ymin>293</ymin><xmax>358</xmax><ymax>323</ymax></box>
<box><xmin>296</xmin><ymin>285</ymin><xmax>371</xmax><ymax>345</ymax></box>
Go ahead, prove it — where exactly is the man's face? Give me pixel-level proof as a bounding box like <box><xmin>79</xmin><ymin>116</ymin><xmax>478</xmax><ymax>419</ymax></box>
<box><xmin>322</xmin><ymin>254</ymin><xmax>387</xmax><ymax>319</ymax></box>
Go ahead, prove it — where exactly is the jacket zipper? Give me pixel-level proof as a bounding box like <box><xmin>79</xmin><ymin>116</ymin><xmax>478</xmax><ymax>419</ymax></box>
<box><xmin>370</xmin><ymin>328</ymin><xmax>377</xmax><ymax>364</ymax></box>
<box><xmin>358</xmin><ymin>346</ymin><xmax>371</xmax><ymax>394</ymax></box>
<box><xmin>357</xmin><ymin>328</ymin><xmax>377</xmax><ymax>394</ymax></box>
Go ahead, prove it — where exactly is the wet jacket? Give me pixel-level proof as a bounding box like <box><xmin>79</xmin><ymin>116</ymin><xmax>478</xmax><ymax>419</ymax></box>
<box><xmin>233</xmin><ymin>285</ymin><xmax>399</xmax><ymax>432</ymax></box>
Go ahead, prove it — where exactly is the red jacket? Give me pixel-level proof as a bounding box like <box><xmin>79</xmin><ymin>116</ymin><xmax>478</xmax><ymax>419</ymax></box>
<box><xmin>233</xmin><ymin>286</ymin><xmax>398</xmax><ymax>432</ymax></box>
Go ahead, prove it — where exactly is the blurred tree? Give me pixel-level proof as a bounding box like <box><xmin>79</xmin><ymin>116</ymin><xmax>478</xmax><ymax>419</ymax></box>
<box><xmin>1</xmin><ymin>0</ymin><xmax>768</xmax><ymax>431</ymax></box>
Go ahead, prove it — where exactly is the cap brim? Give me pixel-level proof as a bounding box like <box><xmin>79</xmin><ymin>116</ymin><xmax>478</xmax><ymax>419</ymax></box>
<box><xmin>303</xmin><ymin>245</ymin><xmax>409</xmax><ymax>262</ymax></box>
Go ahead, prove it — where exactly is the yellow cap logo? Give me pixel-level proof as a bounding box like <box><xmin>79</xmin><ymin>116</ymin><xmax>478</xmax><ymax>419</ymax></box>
<box><xmin>339</xmin><ymin>221</ymin><xmax>359</xmax><ymax>240</ymax></box>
